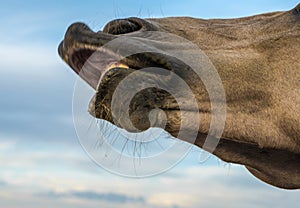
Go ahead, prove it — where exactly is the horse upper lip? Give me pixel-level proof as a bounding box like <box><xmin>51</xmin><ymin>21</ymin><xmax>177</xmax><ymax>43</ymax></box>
<box><xmin>58</xmin><ymin>20</ymin><xmax>174</xmax><ymax>90</ymax></box>
<box><xmin>58</xmin><ymin>22</ymin><xmax>117</xmax><ymax>67</ymax></box>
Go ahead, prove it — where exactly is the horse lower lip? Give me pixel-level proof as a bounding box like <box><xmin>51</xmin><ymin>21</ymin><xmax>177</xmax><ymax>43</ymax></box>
<box><xmin>97</xmin><ymin>62</ymin><xmax>130</xmax><ymax>85</ymax></box>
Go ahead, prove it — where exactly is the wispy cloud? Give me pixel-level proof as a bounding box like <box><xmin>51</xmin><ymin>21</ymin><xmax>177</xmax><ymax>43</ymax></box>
<box><xmin>0</xmin><ymin>140</ymin><xmax>17</xmax><ymax>151</ymax></box>
<box><xmin>1</xmin><ymin>150</ymin><xmax>299</xmax><ymax>208</ymax></box>
<box><xmin>0</xmin><ymin>43</ymin><xmax>62</xmax><ymax>75</ymax></box>
<box><xmin>0</xmin><ymin>180</ymin><xmax>7</xmax><ymax>187</ymax></box>
<box><xmin>38</xmin><ymin>190</ymin><xmax>145</xmax><ymax>203</ymax></box>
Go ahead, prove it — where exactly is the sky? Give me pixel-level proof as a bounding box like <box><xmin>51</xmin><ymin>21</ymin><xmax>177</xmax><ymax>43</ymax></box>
<box><xmin>0</xmin><ymin>0</ymin><xmax>299</xmax><ymax>207</ymax></box>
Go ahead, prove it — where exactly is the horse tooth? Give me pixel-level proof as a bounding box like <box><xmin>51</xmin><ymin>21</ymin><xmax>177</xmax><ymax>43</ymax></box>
<box><xmin>108</xmin><ymin>63</ymin><xmax>129</xmax><ymax>70</ymax></box>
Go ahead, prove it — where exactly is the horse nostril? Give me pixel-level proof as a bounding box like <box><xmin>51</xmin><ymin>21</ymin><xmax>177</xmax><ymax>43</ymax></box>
<box><xmin>103</xmin><ymin>19</ymin><xmax>142</xmax><ymax>35</ymax></box>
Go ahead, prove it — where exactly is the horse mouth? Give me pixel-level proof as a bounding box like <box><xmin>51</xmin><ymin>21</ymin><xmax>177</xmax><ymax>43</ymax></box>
<box><xmin>59</xmin><ymin>41</ymin><xmax>174</xmax><ymax>91</ymax></box>
<box><xmin>59</xmin><ymin>44</ymin><xmax>129</xmax><ymax>90</ymax></box>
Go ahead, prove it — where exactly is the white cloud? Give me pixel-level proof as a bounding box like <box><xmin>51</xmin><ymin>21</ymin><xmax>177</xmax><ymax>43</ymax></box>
<box><xmin>0</xmin><ymin>140</ymin><xmax>17</xmax><ymax>151</ymax></box>
<box><xmin>0</xmin><ymin>128</ymin><xmax>298</xmax><ymax>208</ymax></box>
<box><xmin>0</xmin><ymin>11</ymin><xmax>67</xmax><ymax>77</ymax></box>
<box><xmin>1</xmin><ymin>142</ymin><xmax>299</xmax><ymax>208</ymax></box>
<box><xmin>0</xmin><ymin>43</ymin><xmax>61</xmax><ymax>74</ymax></box>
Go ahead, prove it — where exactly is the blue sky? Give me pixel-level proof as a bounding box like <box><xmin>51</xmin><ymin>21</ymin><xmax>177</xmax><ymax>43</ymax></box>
<box><xmin>0</xmin><ymin>0</ymin><xmax>299</xmax><ymax>207</ymax></box>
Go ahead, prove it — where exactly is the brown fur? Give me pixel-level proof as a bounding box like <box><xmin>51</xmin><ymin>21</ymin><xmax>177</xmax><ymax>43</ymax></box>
<box><xmin>144</xmin><ymin>6</ymin><xmax>300</xmax><ymax>189</ymax></box>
